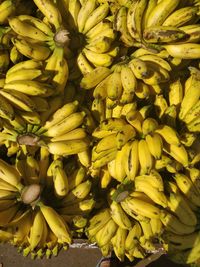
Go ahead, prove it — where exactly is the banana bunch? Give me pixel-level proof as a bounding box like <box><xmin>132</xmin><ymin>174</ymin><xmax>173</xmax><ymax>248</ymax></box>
<box><xmin>0</xmin><ymin>150</ymin><xmax>95</xmax><ymax>258</ymax></box>
<box><xmin>61</xmin><ymin>0</ymin><xmax>118</xmax><ymax>72</ymax></box>
<box><xmin>113</xmin><ymin>0</ymin><xmax>200</xmax><ymax>59</ymax></box>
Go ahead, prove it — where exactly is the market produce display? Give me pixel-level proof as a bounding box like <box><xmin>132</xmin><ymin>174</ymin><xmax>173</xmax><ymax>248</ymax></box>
<box><xmin>0</xmin><ymin>0</ymin><xmax>200</xmax><ymax>265</ymax></box>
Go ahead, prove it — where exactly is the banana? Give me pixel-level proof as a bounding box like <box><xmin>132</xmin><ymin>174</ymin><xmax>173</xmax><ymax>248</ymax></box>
<box><xmin>5</xmin><ymin>69</ymin><xmax>42</xmax><ymax>84</ymax></box>
<box><xmin>114</xmin><ymin>149</ymin><xmax>126</xmax><ymax>182</ymax></box>
<box><xmin>0</xmin><ymin>159</ymin><xmax>23</xmax><ymax>190</ymax></box>
<box><xmin>120</xmin><ymin>65</ymin><xmax>136</xmax><ymax>104</ymax></box>
<box><xmin>107</xmin><ymin>71</ymin><xmax>123</xmax><ymax>100</ymax></box>
<box><xmin>110</xmin><ymin>201</ymin><xmax>132</xmax><ymax>230</ymax></box>
<box><xmin>168</xmin><ymin>78</ymin><xmax>183</xmax><ymax>107</ymax></box>
<box><xmin>114</xmin><ymin>6</ymin><xmax>135</xmax><ymax>47</ymax></box>
<box><xmin>126</xmin><ymin>109</ymin><xmax>143</xmax><ymax>133</ymax></box>
<box><xmin>140</xmin><ymin>219</ymin><xmax>153</xmax><ymax>239</ymax></box>
<box><xmin>83</xmin><ymin>48</ymin><xmax>113</xmax><ymax>67</ymax></box>
<box><xmin>83</xmin><ymin>3</ymin><xmax>110</xmax><ymax>34</ymax></box>
<box><xmin>0</xmin><ymin>94</ymin><xmax>15</xmax><ymax>120</ymax></box>
<box><xmin>17</xmin><ymin>15</ymin><xmax>54</xmax><ymax>37</ymax></box>
<box><xmin>99</xmin><ymin>167</ymin><xmax>111</xmax><ymax>189</ymax></box>
<box><xmin>12</xmin><ymin>38</ymin><xmax>51</xmax><ymax>61</ymax></box>
<box><xmin>92</xmin><ymin>147</ymin><xmax>117</xmax><ymax>169</ymax></box>
<box><xmin>67</xmin><ymin>0</ymin><xmax>81</xmax><ymax>29</ymax></box>
<box><xmin>138</xmin><ymin>54</ymin><xmax>172</xmax><ymax>71</ymax></box>
<box><xmin>143</xmin><ymin>26</ymin><xmax>188</xmax><ymax>44</ymax></box>
<box><xmin>134</xmin><ymin>179</ymin><xmax>167</xmax><ymax>207</ymax></box>
<box><xmin>68</xmin><ymin>166</ymin><xmax>86</xmax><ymax>191</ymax></box>
<box><xmin>86</xmin><ymin>208</ymin><xmax>111</xmax><ymax>237</ymax></box>
<box><xmin>43</xmin><ymin>101</ymin><xmax>78</xmax><ymax>130</ymax></box>
<box><xmin>4</xmin><ymin>80</ymin><xmax>54</xmax><ymax>96</ymax></box>
<box><xmin>80</xmin><ymin>67</ymin><xmax>111</xmax><ymax>89</ymax></box>
<box><xmin>53</xmin><ymin>166</ymin><xmax>69</xmax><ymax>198</ymax></box>
<box><xmin>138</xmin><ymin>139</ymin><xmax>153</xmax><ymax>175</ymax></box>
<box><xmin>95</xmin><ymin>133</ymin><xmax>117</xmax><ymax>153</ymax></box>
<box><xmin>183</xmin><ymin>100</ymin><xmax>200</xmax><ymax>124</ymax></box>
<box><xmin>150</xmin><ymin>218</ymin><xmax>163</xmax><ymax>236</ymax></box>
<box><xmin>44</xmin><ymin>111</ymin><xmax>85</xmax><ymax>138</ymax></box>
<box><xmin>179</xmin><ymin>68</ymin><xmax>200</xmax><ymax>120</ymax></box>
<box><xmin>142</xmin><ymin>118</ymin><xmax>158</xmax><ymax>136</ymax></box>
<box><xmin>145</xmin><ymin>133</ymin><xmax>163</xmax><ymax>160</ymax></box>
<box><xmin>160</xmin><ymin>210</ymin><xmax>195</xmax><ymax>235</ymax></box>
<box><xmin>155</xmin><ymin>125</ymin><xmax>180</xmax><ymax>146</ymax></box>
<box><xmin>59</xmin><ymin>198</ymin><xmax>95</xmax><ymax>215</ymax></box>
<box><xmin>129</xmin><ymin>58</ymin><xmax>149</xmax><ymax>80</ymax></box>
<box><xmin>124</xmin><ymin>140</ymin><xmax>139</xmax><ymax>180</ymax></box>
<box><xmin>39</xmin><ymin>203</ymin><xmax>71</xmax><ymax>244</ymax></box>
<box><xmin>142</xmin><ymin>0</ymin><xmax>157</xmax><ymax>30</ymax></box>
<box><xmin>47</xmin><ymin>138</ymin><xmax>90</xmax><ymax>156</ymax></box>
<box><xmin>61</xmin><ymin>179</ymin><xmax>92</xmax><ymax>206</ymax></box>
<box><xmin>164</xmin><ymin>143</ymin><xmax>189</xmax><ymax>167</ymax></box>
<box><xmin>122</xmin><ymin>196</ymin><xmax>161</xmax><ymax>219</ymax></box>
<box><xmin>163</xmin><ymin>6</ymin><xmax>198</xmax><ymax>27</ymax></box>
<box><xmin>9</xmin><ymin>17</ymin><xmax>51</xmax><ymax>42</ymax></box>
<box><xmin>95</xmin><ymin>219</ymin><xmax>117</xmax><ymax>247</ymax></box>
<box><xmin>45</xmin><ymin>46</ymin><xmax>69</xmax><ymax>95</ymax></box>
<box><xmin>174</xmin><ymin>173</ymin><xmax>200</xmax><ymax>207</ymax></box>
<box><xmin>116</xmin><ymin>124</ymin><xmax>136</xmax><ymax>150</ymax></box>
<box><xmin>0</xmin><ymin>0</ymin><xmax>15</xmax><ymax>25</ymax></box>
<box><xmin>0</xmin><ymin>203</ymin><xmax>20</xmax><ymax>226</ymax></box>
<box><xmin>135</xmin><ymin>170</ymin><xmax>164</xmax><ymax>191</ymax></box>
<box><xmin>146</xmin><ymin>0</ymin><xmax>181</xmax><ymax>27</ymax></box>
<box><xmin>33</xmin><ymin>0</ymin><xmax>62</xmax><ymax>29</ymax></box>
<box><xmin>164</xmin><ymin>43</ymin><xmax>200</xmax><ymax>59</ymax></box>
<box><xmin>132</xmin><ymin>0</ymin><xmax>148</xmax><ymax>42</ymax></box>
<box><xmin>125</xmin><ymin>222</ymin><xmax>142</xmax><ymax>251</ymax></box>
<box><xmin>77</xmin><ymin>0</ymin><xmax>96</xmax><ymax>33</ymax></box>
<box><xmin>6</xmin><ymin>60</ymin><xmax>43</xmax><ymax>76</ymax></box>
<box><xmin>86</xmin><ymin>21</ymin><xmax>114</xmax><ymax>41</ymax></box>
<box><xmin>77</xmin><ymin>52</ymin><xmax>94</xmax><ymax>75</ymax></box>
<box><xmin>167</xmin><ymin>192</ymin><xmax>197</xmax><ymax>226</ymax></box>
<box><xmin>29</xmin><ymin>210</ymin><xmax>45</xmax><ymax>250</ymax></box>
<box><xmin>179</xmin><ymin>24</ymin><xmax>200</xmax><ymax>43</ymax></box>
<box><xmin>111</xmin><ymin>227</ymin><xmax>127</xmax><ymax>261</ymax></box>
<box><xmin>163</xmin><ymin>231</ymin><xmax>200</xmax><ymax>251</ymax></box>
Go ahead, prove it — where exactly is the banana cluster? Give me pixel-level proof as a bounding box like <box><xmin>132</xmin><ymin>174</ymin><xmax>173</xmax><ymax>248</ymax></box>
<box><xmin>0</xmin><ymin>149</ymin><xmax>95</xmax><ymax>259</ymax></box>
<box><xmin>62</xmin><ymin>0</ymin><xmax>118</xmax><ymax>73</ymax></box>
<box><xmin>113</xmin><ymin>0</ymin><xmax>200</xmax><ymax>59</ymax></box>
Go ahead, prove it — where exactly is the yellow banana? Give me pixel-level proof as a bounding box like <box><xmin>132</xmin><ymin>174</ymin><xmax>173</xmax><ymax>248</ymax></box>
<box><xmin>77</xmin><ymin>0</ymin><xmax>97</xmax><ymax>33</ymax></box>
<box><xmin>125</xmin><ymin>222</ymin><xmax>142</xmax><ymax>251</ymax></box>
<box><xmin>155</xmin><ymin>125</ymin><xmax>180</xmax><ymax>146</ymax></box>
<box><xmin>174</xmin><ymin>173</ymin><xmax>200</xmax><ymax>207</ymax></box>
<box><xmin>160</xmin><ymin>210</ymin><xmax>195</xmax><ymax>235</ymax></box>
<box><xmin>47</xmin><ymin>138</ymin><xmax>90</xmax><ymax>156</ymax></box>
<box><xmin>164</xmin><ymin>43</ymin><xmax>200</xmax><ymax>59</ymax></box>
<box><xmin>83</xmin><ymin>3</ymin><xmax>110</xmax><ymax>34</ymax></box>
<box><xmin>83</xmin><ymin>48</ymin><xmax>113</xmax><ymax>67</ymax></box>
<box><xmin>122</xmin><ymin>196</ymin><xmax>161</xmax><ymax>219</ymax></box>
<box><xmin>40</xmin><ymin>204</ymin><xmax>71</xmax><ymax>244</ymax></box>
<box><xmin>138</xmin><ymin>139</ymin><xmax>153</xmax><ymax>175</ymax></box>
<box><xmin>146</xmin><ymin>0</ymin><xmax>180</xmax><ymax>27</ymax></box>
<box><xmin>33</xmin><ymin>0</ymin><xmax>62</xmax><ymax>29</ymax></box>
<box><xmin>164</xmin><ymin>143</ymin><xmax>189</xmax><ymax>167</ymax></box>
<box><xmin>145</xmin><ymin>133</ymin><xmax>163</xmax><ymax>160</ymax></box>
<box><xmin>12</xmin><ymin>38</ymin><xmax>51</xmax><ymax>61</ymax></box>
<box><xmin>0</xmin><ymin>0</ymin><xmax>15</xmax><ymax>25</ymax></box>
<box><xmin>95</xmin><ymin>218</ymin><xmax>117</xmax><ymax>247</ymax></box>
<box><xmin>124</xmin><ymin>140</ymin><xmax>139</xmax><ymax>180</ymax></box>
<box><xmin>111</xmin><ymin>227</ymin><xmax>127</xmax><ymax>261</ymax></box>
<box><xmin>167</xmin><ymin>192</ymin><xmax>197</xmax><ymax>226</ymax></box>
<box><xmin>44</xmin><ymin>111</ymin><xmax>85</xmax><ymax>138</ymax></box>
<box><xmin>163</xmin><ymin>6</ymin><xmax>198</xmax><ymax>27</ymax></box>
<box><xmin>110</xmin><ymin>201</ymin><xmax>132</xmax><ymax>230</ymax></box>
<box><xmin>80</xmin><ymin>66</ymin><xmax>111</xmax><ymax>89</ymax></box>
<box><xmin>9</xmin><ymin>17</ymin><xmax>51</xmax><ymax>42</ymax></box>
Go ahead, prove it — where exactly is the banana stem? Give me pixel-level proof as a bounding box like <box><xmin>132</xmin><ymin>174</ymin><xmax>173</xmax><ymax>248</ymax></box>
<box><xmin>21</xmin><ymin>184</ymin><xmax>41</xmax><ymax>205</ymax></box>
<box><xmin>54</xmin><ymin>29</ymin><xmax>70</xmax><ymax>46</ymax></box>
<box><xmin>17</xmin><ymin>133</ymin><xmax>40</xmax><ymax>146</ymax></box>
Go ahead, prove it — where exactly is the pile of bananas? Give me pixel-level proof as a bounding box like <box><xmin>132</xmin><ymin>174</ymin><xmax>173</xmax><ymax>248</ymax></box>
<box><xmin>1</xmin><ymin>0</ymin><xmax>200</xmax><ymax>265</ymax></box>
